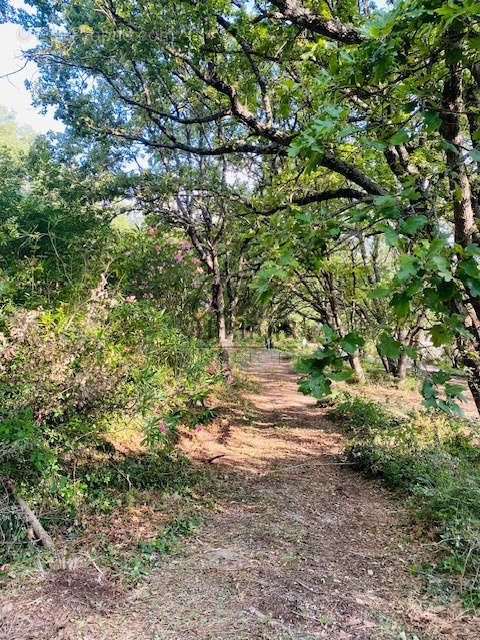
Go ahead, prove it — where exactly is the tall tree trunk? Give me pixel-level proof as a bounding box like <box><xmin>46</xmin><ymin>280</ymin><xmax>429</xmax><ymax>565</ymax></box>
<box><xmin>325</xmin><ymin>272</ymin><xmax>365</xmax><ymax>382</ymax></box>
<box><xmin>440</xmin><ymin>32</ymin><xmax>480</xmax><ymax>415</ymax></box>
<box><xmin>211</xmin><ymin>256</ymin><xmax>231</xmax><ymax>362</ymax></box>
<box><xmin>395</xmin><ymin>351</ymin><xmax>408</xmax><ymax>386</ymax></box>
<box><xmin>348</xmin><ymin>353</ymin><xmax>365</xmax><ymax>383</ymax></box>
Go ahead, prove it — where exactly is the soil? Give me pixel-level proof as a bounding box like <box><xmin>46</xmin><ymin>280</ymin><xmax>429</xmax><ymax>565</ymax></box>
<box><xmin>1</xmin><ymin>351</ymin><xmax>479</xmax><ymax>640</ymax></box>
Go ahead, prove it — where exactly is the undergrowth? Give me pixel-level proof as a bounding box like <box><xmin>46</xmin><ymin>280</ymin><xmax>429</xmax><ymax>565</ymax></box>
<box><xmin>330</xmin><ymin>393</ymin><xmax>480</xmax><ymax>610</ymax></box>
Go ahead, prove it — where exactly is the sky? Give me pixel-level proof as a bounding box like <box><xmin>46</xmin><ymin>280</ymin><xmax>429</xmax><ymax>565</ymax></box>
<box><xmin>0</xmin><ymin>16</ymin><xmax>63</xmax><ymax>134</ymax></box>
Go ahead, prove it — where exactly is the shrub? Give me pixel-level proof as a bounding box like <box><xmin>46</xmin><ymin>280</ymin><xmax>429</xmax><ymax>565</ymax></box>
<box><xmin>330</xmin><ymin>393</ymin><xmax>480</xmax><ymax>608</ymax></box>
<box><xmin>0</xmin><ymin>277</ymin><xmax>222</xmax><ymax>561</ymax></box>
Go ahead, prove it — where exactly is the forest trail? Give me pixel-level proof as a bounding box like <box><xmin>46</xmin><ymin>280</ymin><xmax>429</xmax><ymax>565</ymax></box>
<box><xmin>2</xmin><ymin>352</ymin><xmax>479</xmax><ymax>640</ymax></box>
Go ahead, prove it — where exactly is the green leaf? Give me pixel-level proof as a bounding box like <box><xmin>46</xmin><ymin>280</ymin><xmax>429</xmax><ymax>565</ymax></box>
<box><xmin>422</xmin><ymin>379</ymin><xmax>438</xmax><ymax>400</ymax></box>
<box><xmin>399</xmin><ymin>215</ymin><xmax>428</xmax><ymax>234</ymax></box>
<box><xmin>426</xmin><ymin>238</ymin><xmax>448</xmax><ymax>258</ymax></box>
<box><xmin>368</xmin><ymin>286</ymin><xmax>391</xmax><ymax>299</ymax></box>
<box><xmin>340</xmin><ymin>331</ymin><xmax>365</xmax><ymax>354</ymax></box>
<box><xmin>460</xmin><ymin>258</ymin><xmax>479</xmax><ymax>278</ymax></box>
<box><xmin>465</xmin><ymin>277</ymin><xmax>480</xmax><ymax>297</ymax></box>
<box><xmin>397</xmin><ymin>255</ymin><xmax>419</xmax><ymax>282</ymax></box>
<box><xmin>430</xmin><ymin>324</ymin><xmax>453</xmax><ymax>346</ymax></box>
<box><xmin>391</xmin><ymin>291</ymin><xmax>410</xmax><ymax>317</ymax></box>
<box><xmin>389</xmin><ymin>128</ymin><xmax>409</xmax><ymax>145</ymax></box>
<box><xmin>444</xmin><ymin>383</ymin><xmax>467</xmax><ymax>399</ymax></box>
<box><xmin>468</xmin><ymin>35</ymin><xmax>480</xmax><ymax>50</ymax></box>
<box><xmin>404</xmin><ymin>345</ymin><xmax>417</xmax><ymax>359</ymax></box>
<box><xmin>378</xmin><ymin>333</ymin><xmax>401</xmax><ymax>359</ymax></box>
<box><xmin>322</xmin><ymin>324</ymin><xmax>336</xmax><ymax>343</ymax></box>
<box><xmin>374</xmin><ymin>195</ymin><xmax>398</xmax><ymax>210</ymax></box>
<box><xmin>364</xmin><ymin>138</ymin><xmax>386</xmax><ymax>151</ymax></box>
<box><xmin>429</xmin><ymin>254</ymin><xmax>453</xmax><ymax>281</ymax></box>
<box><xmin>329</xmin><ymin>370</ymin><xmax>354</xmax><ymax>381</ymax></box>
<box><xmin>469</xmin><ymin>148</ymin><xmax>480</xmax><ymax>162</ymax></box>
<box><xmin>432</xmin><ymin>371</ymin><xmax>450</xmax><ymax>385</ymax></box>
<box><xmin>422</xmin><ymin>110</ymin><xmax>441</xmax><ymax>132</ymax></box>
<box><xmin>441</xmin><ymin>139</ymin><xmax>459</xmax><ymax>154</ymax></box>
<box><xmin>384</xmin><ymin>227</ymin><xmax>401</xmax><ymax>247</ymax></box>
<box><xmin>465</xmin><ymin>244</ymin><xmax>480</xmax><ymax>256</ymax></box>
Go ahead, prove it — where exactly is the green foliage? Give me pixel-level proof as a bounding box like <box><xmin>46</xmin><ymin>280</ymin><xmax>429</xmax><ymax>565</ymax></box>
<box><xmin>332</xmin><ymin>394</ymin><xmax>480</xmax><ymax>609</ymax></box>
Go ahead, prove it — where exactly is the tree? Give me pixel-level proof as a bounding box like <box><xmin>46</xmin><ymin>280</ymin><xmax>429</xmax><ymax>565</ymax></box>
<box><xmin>136</xmin><ymin>155</ymin><xmax>257</xmax><ymax>350</ymax></box>
<box><xmin>17</xmin><ymin>0</ymin><xmax>480</xmax><ymax>413</ymax></box>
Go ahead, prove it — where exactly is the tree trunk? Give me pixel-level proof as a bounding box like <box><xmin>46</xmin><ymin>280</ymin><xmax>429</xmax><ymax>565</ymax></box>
<box><xmin>4</xmin><ymin>478</ymin><xmax>55</xmax><ymax>551</ymax></box>
<box><xmin>348</xmin><ymin>353</ymin><xmax>365</xmax><ymax>383</ymax></box>
<box><xmin>377</xmin><ymin>347</ymin><xmax>391</xmax><ymax>374</ymax></box>
<box><xmin>226</xmin><ymin>308</ymin><xmax>236</xmax><ymax>344</ymax></box>
<box><xmin>325</xmin><ymin>272</ymin><xmax>365</xmax><ymax>382</ymax></box>
<box><xmin>211</xmin><ymin>258</ymin><xmax>231</xmax><ymax>362</ymax></box>
<box><xmin>395</xmin><ymin>351</ymin><xmax>408</xmax><ymax>386</ymax></box>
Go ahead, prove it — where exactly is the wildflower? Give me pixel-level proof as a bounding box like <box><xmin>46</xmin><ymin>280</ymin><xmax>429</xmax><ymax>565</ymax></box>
<box><xmin>155</xmin><ymin>245</ymin><xmax>161</xmax><ymax>253</ymax></box>
<box><xmin>125</xmin><ymin>295</ymin><xmax>136</xmax><ymax>302</ymax></box>
<box><xmin>191</xmin><ymin>257</ymin><xmax>200</xmax><ymax>264</ymax></box>
<box><xmin>195</xmin><ymin>424</ymin><xmax>203</xmax><ymax>432</ymax></box>
<box><xmin>214</xmin><ymin>276</ymin><xmax>220</xmax><ymax>285</ymax></box>
<box><xmin>148</xmin><ymin>226</ymin><xmax>157</xmax><ymax>237</ymax></box>
<box><xmin>227</xmin><ymin>376</ymin><xmax>234</xmax><ymax>385</ymax></box>
<box><xmin>149</xmin><ymin>293</ymin><xmax>154</xmax><ymax>299</ymax></box>
<box><xmin>196</xmin><ymin>266</ymin><xmax>204</xmax><ymax>274</ymax></box>
<box><xmin>124</xmin><ymin>250</ymin><xmax>132</xmax><ymax>256</ymax></box>
<box><xmin>192</xmin><ymin>280</ymin><xmax>198</xmax><ymax>288</ymax></box>
<box><xmin>174</xmin><ymin>251</ymin><xmax>184</xmax><ymax>262</ymax></box>
<box><xmin>208</xmin><ymin>361</ymin><xmax>216</xmax><ymax>373</ymax></box>
<box><xmin>29</xmin><ymin>259</ymin><xmax>36</xmax><ymax>267</ymax></box>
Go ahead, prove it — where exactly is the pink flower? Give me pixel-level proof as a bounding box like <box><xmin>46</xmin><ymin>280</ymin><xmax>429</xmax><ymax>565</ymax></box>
<box><xmin>29</xmin><ymin>259</ymin><xmax>36</xmax><ymax>267</ymax></box>
<box><xmin>166</xmin><ymin>238</ymin><xmax>174</xmax><ymax>244</ymax></box>
<box><xmin>227</xmin><ymin>376</ymin><xmax>234</xmax><ymax>385</ymax></box>
<box><xmin>208</xmin><ymin>361</ymin><xmax>216</xmax><ymax>373</ymax></box>
<box><xmin>196</xmin><ymin>266</ymin><xmax>204</xmax><ymax>274</ymax></box>
<box><xmin>214</xmin><ymin>276</ymin><xmax>220</xmax><ymax>285</ymax></box>
<box><xmin>191</xmin><ymin>257</ymin><xmax>200</xmax><ymax>264</ymax></box>
<box><xmin>174</xmin><ymin>251</ymin><xmax>184</xmax><ymax>262</ymax></box>
<box><xmin>149</xmin><ymin>293</ymin><xmax>154</xmax><ymax>299</ymax></box>
<box><xmin>195</xmin><ymin>424</ymin><xmax>203</xmax><ymax>432</ymax></box>
<box><xmin>148</xmin><ymin>226</ymin><xmax>157</xmax><ymax>237</ymax></box>
<box><xmin>124</xmin><ymin>250</ymin><xmax>132</xmax><ymax>256</ymax></box>
<box><xmin>161</xmin><ymin>426</ymin><xmax>167</xmax><ymax>433</ymax></box>
<box><xmin>124</xmin><ymin>346</ymin><xmax>131</xmax><ymax>352</ymax></box>
<box><xmin>125</xmin><ymin>295</ymin><xmax>136</xmax><ymax>302</ymax></box>
<box><xmin>192</xmin><ymin>280</ymin><xmax>198</xmax><ymax>288</ymax></box>
<box><xmin>155</xmin><ymin>245</ymin><xmax>161</xmax><ymax>253</ymax></box>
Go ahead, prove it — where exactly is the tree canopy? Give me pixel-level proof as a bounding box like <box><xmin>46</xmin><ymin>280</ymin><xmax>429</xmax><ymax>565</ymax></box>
<box><xmin>8</xmin><ymin>0</ymin><xmax>480</xmax><ymax>414</ymax></box>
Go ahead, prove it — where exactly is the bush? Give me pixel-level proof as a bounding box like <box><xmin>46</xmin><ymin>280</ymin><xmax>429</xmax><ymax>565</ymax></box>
<box><xmin>330</xmin><ymin>393</ymin><xmax>480</xmax><ymax>608</ymax></box>
<box><xmin>0</xmin><ymin>277</ymin><xmax>222</xmax><ymax>561</ymax></box>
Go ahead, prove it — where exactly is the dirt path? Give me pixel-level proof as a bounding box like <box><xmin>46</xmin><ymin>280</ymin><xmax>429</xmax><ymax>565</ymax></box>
<box><xmin>2</xmin><ymin>352</ymin><xmax>479</xmax><ymax>639</ymax></box>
